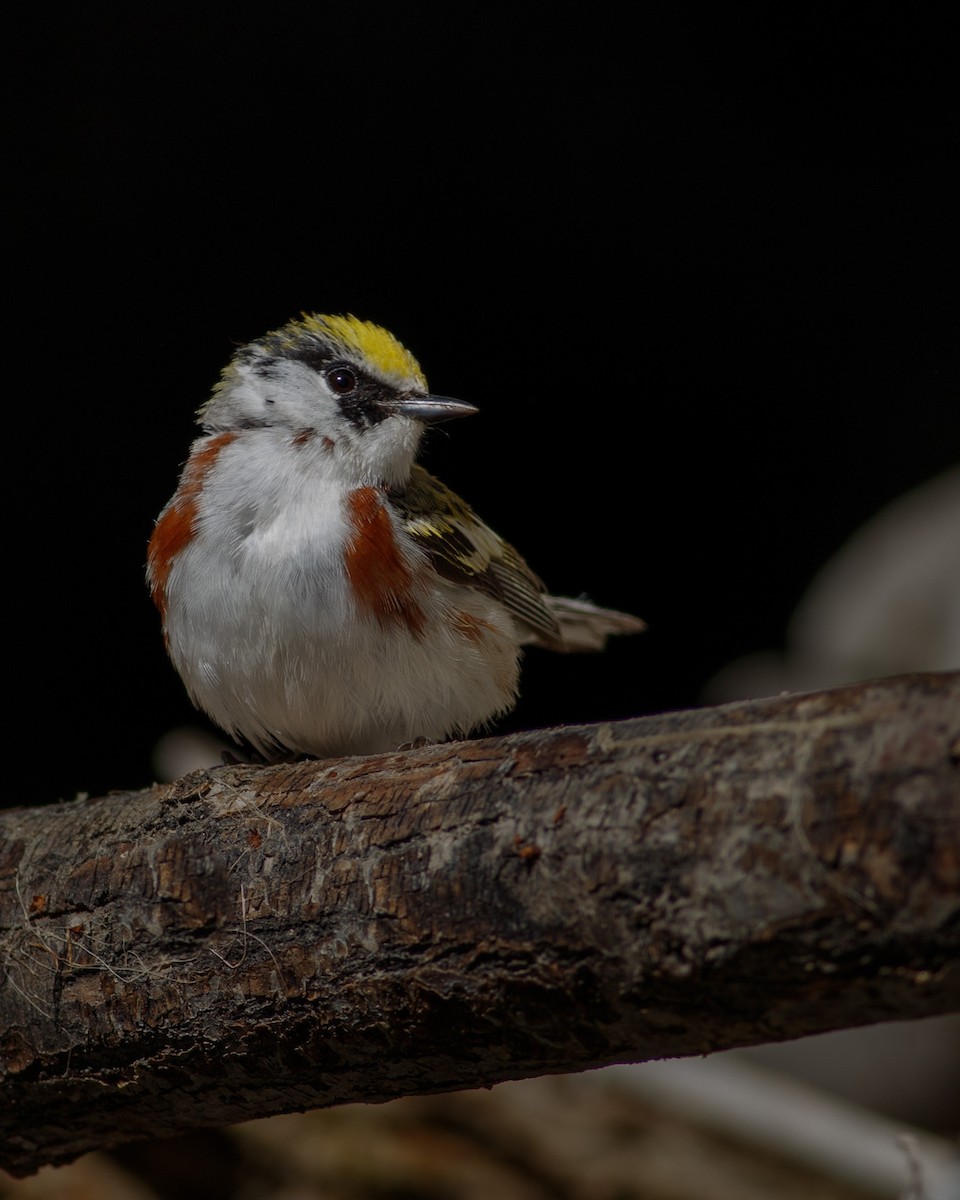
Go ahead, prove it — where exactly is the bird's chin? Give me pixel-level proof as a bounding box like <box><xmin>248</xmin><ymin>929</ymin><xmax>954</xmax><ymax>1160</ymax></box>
<box><xmin>354</xmin><ymin>415</ymin><xmax>424</xmax><ymax>488</ymax></box>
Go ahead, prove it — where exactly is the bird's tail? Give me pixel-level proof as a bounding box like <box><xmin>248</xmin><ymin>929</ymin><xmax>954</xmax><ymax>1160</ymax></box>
<box><xmin>530</xmin><ymin>594</ymin><xmax>646</xmax><ymax>652</ymax></box>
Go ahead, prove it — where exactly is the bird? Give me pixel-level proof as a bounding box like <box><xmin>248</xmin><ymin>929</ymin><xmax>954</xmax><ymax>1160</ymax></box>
<box><xmin>147</xmin><ymin>313</ymin><xmax>645</xmax><ymax>761</ymax></box>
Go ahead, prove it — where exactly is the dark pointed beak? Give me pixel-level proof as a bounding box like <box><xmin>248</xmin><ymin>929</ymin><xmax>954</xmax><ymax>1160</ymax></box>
<box><xmin>393</xmin><ymin>395</ymin><xmax>479</xmax><ymax>424</ymax></box>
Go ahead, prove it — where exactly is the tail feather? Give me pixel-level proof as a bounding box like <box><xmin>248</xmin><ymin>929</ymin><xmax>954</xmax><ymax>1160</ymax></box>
<box><xmin>529</xmin><ymin>594</ymin><xmax>646</xmax><ymax>652</ymax></box>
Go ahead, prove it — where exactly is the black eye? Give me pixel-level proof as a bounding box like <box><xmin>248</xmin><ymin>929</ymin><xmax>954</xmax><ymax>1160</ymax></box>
<box><xmin>326</xmin><ymin>365</ymin><xmax>357</xmax><ymax>395</ymax></box>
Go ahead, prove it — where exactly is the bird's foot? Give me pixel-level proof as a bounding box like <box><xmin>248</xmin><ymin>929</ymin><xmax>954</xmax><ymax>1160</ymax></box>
<box><xmin>397</xmin><ymin>735</ymin><xmax>435</xmax><ymax>751</ymax></box>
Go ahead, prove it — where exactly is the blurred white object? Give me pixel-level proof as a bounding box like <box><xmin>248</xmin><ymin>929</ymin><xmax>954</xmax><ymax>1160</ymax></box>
<box><xmin>152</xmin><ymin>725</ymin><xmax>231</xmax><ymax>781</ymax></box>
<box><xmin>606</xmin><ymin>1057</ymin><xmax>960</xmax><ymax>1200</ymax></box>
<box><xmin>704</xmin><ymin>466</ymin><xmax>960</xmax><ymax>702</ymax></box>
<box><xmin>737</xmin><ymin>1018</ymin><xmax>960</xmax><ymax>1135</ymax></box>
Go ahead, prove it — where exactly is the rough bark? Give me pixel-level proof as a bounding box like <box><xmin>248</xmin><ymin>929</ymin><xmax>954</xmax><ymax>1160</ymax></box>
<box><xmin>1</xmin><ymin>672</ymin><xmax>958</xmax><ymax>1176</ymax></box>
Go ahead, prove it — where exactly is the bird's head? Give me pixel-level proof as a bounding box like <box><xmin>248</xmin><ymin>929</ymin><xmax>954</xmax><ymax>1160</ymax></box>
<box><xmin>200</xmin><ymin>313</ymin><xmax>477</xmax><ymax>486</ymax></box>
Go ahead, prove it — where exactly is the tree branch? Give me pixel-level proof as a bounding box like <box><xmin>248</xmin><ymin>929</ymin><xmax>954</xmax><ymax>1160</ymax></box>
<box><xmin>2</xmin><ymin>672</ymin><xmax>958</xmax><ymax>1176</ymax></box>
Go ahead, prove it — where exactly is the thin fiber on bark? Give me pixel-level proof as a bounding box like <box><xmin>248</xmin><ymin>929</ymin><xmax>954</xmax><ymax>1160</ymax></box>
<box><xmin>1</xmin><ymin>672</ymin><xmax>958</xmax><ymax>1176</ymax></box>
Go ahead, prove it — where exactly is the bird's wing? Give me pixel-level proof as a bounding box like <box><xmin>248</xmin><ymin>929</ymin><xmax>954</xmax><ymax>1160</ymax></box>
<box><xmin>391</xmin><ymin>465</ymin><xmax>563</xmax><ymax>646</ymax></box>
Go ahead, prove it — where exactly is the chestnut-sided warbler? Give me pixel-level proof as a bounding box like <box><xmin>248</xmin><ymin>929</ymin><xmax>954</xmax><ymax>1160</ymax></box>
<box><xmin>147</xmin><ymin>314</ymin><xmax>645</xmax><ymax>760</ymax></box>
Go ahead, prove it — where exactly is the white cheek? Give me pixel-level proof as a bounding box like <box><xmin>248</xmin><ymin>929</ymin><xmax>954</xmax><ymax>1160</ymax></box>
<box><xmin>261</xmin><ymin>369</ymin><xmax>330</xmax><ymax>425</ymax></box>
<box><xmin>207</xmin><ymin>361</ymin><xmax>336</xmax><ymax>430</ymax></box>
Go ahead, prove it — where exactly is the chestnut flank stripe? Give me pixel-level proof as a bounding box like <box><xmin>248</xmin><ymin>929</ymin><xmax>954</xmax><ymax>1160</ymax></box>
<box><xmin>148</xmin><ymin>432</ymin><xmax>237</xmax><ymax>616</ymax></box>
<box><xmin>345</xmin><ymin>487</ymin><xmax>425</xmax><ymax>639</ymax></box>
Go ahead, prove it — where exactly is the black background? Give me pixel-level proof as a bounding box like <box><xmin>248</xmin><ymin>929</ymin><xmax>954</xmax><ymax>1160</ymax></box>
<box><xmin>8</xmin><ymin>10</ymin><xmax>957</xmax><ymax>807</ymax></box>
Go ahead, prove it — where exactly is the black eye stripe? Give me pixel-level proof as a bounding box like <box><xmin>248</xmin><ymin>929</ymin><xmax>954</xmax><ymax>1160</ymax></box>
<box><xmin>320</xmin><ymin>362</ymin><xmax>391</xmax><ymax>426</ymax></box>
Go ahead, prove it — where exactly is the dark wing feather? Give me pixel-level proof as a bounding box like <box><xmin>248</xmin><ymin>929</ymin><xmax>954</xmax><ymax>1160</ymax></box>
<box><xmin>391</xmin><ymin>465</ymin><xmax>562</xmax><ymax>645</ymax></box>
